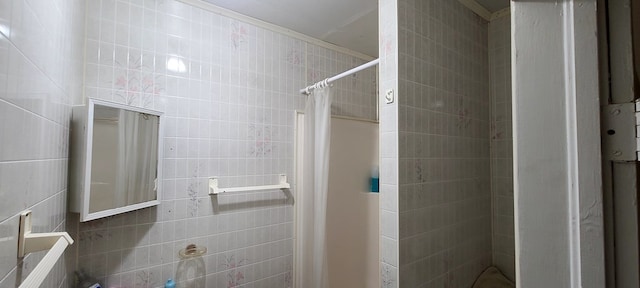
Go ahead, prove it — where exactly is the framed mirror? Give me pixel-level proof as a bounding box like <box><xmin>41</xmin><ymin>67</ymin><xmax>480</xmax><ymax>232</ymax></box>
<box><xmin>70</xmin><ymin>99</ymin><xmax>163</xmax><ymax>222</ymax></box>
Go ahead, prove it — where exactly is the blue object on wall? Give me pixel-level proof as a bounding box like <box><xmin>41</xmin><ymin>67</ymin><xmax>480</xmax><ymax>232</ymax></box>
<box><xmin>165</xmin><ymin>278</ymin><xmax>176</xmax><ymax>288</ymax></box>
<box><xmin>370</xmin><ymin>177</ymin><xmax>379</xmax><ymax>193</ymax></box>
<box><xmin>370</xmin><ymin>165</ymin><xmax>379</xmax><ymax>193</ymax></box>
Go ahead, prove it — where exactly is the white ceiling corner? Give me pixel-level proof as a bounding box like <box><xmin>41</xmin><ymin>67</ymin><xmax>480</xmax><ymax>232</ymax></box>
<box><xmin>474</xmin><ymin>0</ymin><xmax>510</xmax><ymax>13</ymax></box>
<box><xmin>197</xmin><ymin>0</ymin><xmax>509</xmax><ymax>58</ymax></box>
<box><xmin>200</xmin><ymin>0</ymin><xmax>379</xmax><ymax>57</ymax></box>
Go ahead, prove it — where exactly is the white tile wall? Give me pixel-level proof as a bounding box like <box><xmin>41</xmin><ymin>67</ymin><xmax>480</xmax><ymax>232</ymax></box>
<box><xmin>379</xmin><ymin>0</ymin><xmax>400</xmax><ymax>286</ymax></box>
<box><xmin>396</xmin><ymin>0</ymin><xmax>492</xmax><ymax>287</ymax></box>
<box><xmin>0</xmin><ymin>0</ymin><xmax>512</xmax><ymax>287</ymax></box>
<box><xmin>489</xmin><ymin>15</ymin><xmax>514</xmax><ymax>282</ymax></box>
<box><xmin>0</xmin><ymin>0</ymin><xmax>86</xmax><ymax>287</ymax></box>
<box><xmin>72</xmin><ymin>0</ymin><xmax>376</xmax><ymax>287</ymax></box>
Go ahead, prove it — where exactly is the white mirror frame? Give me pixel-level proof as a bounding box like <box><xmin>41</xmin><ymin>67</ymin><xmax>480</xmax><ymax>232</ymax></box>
<box><xmin>70</xmin><ymin>98</ymin><xmax>164</xmax><ymax>222</ymax></box>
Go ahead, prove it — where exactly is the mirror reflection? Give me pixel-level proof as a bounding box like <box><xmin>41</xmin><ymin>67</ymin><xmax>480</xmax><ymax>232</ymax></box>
<box><xmin>89</xmin><ymin>105</ymin><xmax>160</xmax><ymax>213</ymax></box>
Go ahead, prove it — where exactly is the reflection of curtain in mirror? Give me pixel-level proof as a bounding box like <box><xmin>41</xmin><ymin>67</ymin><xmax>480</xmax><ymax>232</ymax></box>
<box><xmin>116</xmin><ymin>111</ymin><xmax>159</xmax><ymax>206</ymax></box>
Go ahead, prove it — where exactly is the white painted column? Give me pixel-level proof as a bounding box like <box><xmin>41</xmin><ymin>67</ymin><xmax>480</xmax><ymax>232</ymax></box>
<box><xmin>512</xmin><ymin>1</ymin><xmax>605</xmax><ymax>287</ymax></box>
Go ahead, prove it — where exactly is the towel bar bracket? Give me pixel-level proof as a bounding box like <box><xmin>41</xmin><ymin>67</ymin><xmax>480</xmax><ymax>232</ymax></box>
<box><xmin>18</xmin><ymin>210</ymin><xmax>74</xmax><ymax>258</ymax></box>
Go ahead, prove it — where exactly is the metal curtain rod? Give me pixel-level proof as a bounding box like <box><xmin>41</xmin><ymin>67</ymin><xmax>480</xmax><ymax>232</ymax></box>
<box><xmin>299</xmin><ymin>58</ymin><xmax>379</xmax><ymax>95</ymax></box>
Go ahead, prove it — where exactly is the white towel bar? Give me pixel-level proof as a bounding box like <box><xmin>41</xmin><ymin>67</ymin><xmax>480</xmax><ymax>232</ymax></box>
<box><xmin>17</xmin><ymin>210</ymin><xmax>74</xmax><ymax>288</ymax></box>
<box><xmin>209</xmin><ymin>174</ymin><xmax>291</xmax><ymax>195</ymax></box>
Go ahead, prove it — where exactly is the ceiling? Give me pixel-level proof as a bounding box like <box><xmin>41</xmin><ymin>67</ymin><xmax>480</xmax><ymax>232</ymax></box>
<box><xmin>202</xmin><ymin>0</ymin><xmax>378</xmax><ymax>57</ymax></box>
<box><xmin>201</xmin><ymin>0</ymin><xmax>509</xmax><ymax>58</ymax></box>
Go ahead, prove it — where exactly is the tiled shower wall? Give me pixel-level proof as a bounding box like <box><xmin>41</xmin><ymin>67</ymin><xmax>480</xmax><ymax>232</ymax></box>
<box><xmin>396</xmin><ymin>0</ymin><xmax>492</xmax><ymax>286</ymax></box>
<box><xmin>0</xmin><ymin>0</ymin><xmax>86</xmax><ymax>287</ymax></box>
<box><xmin>381</xmin><ymin>2</ymin><xmax>514</xmax><ymax>287</ymax></box>
<box><xmin>72</xmin><ymin>0</ymin><xmax>376</xmax><ymax>287</ymax></box>
<box><xmin>489</xmin><ymin>15</ymin><xmax>514</xmax><ymax>281</ymax></box>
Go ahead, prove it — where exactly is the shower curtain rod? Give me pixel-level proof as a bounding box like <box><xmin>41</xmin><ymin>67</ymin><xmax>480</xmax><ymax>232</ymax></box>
<box><xmin>299</xmin><ymin>58</ymin><xmax>379</xmax><ymax>95</ymax></box>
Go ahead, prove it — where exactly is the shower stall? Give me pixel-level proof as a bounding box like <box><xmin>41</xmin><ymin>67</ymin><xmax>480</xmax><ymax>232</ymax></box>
<box><xmin>293</xmin><ymin>1</ymin><xmax>516</xmax><ymax>286</ymax></box>
<box><xmin>295</xmin><ymin>113</ymin><xmax>380</xmax><ymax>287</ymax></box>
<box><xmin>294</xmin><ymin>55</ymin><xmax>381</xmax><ymax>287</ymax></box>
<box><xmin>378</xmin><ymin>0</ymin><xmax>515</xmax><ymax>286</ymax></box>
<box><xmin>294</xmin><ymin>1</ymin><xmax>515</xmax><ymax>286</ymax></box>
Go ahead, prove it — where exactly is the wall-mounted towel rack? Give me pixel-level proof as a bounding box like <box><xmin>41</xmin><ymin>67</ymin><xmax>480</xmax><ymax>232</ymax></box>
<box><xmin>17</xmin><ymin>210</ymin><xmax>74</xmax><ymax>288</ymax></box>
<box><xmin>209</xmin><ymin>174</ymin><xmax>291</xmax><ymax>195</ymax></box>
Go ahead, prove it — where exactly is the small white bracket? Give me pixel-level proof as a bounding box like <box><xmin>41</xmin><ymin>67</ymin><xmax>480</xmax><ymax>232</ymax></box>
<box><xmin>18</xmin><ymin>210</ymin><xmax>74</xmax><ymax>258</ymax></box>
<box><xmin>385</xmin><ymin>89</ymin><xmax>395</xmax><ymax>104</ymax></box>
<box><xmin>209</xmin><ymin>174</ymin><xmax>291</xmax><ymax>195</ymax></box>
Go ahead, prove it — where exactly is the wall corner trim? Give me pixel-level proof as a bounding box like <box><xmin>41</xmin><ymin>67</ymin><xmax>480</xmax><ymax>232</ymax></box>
<box><xmin>457</xmin><ymin>0</ymin><xmax>492</xmax><ymax>21</ymax></box>
<box><xmin>491</xmin><ymin>7</ymin><xmax>511</xmax><ymax>21</ymax></box>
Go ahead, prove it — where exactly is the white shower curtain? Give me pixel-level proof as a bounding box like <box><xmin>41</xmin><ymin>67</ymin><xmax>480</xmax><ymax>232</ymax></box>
<box><xmin>300</xmin><ymin>86</ymin><xmax>332</xmax><ymax>288</ymax></box>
